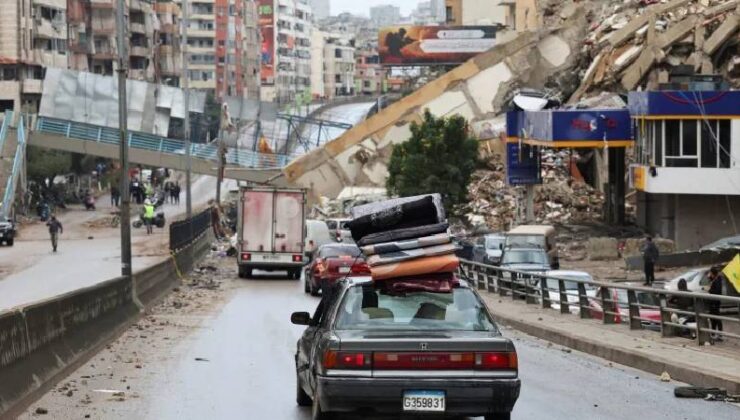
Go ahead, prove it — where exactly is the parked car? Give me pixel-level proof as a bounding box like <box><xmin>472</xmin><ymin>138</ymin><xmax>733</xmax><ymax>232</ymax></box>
<box><xmin>543</xmin><ymin>270</ymin><xmax>595</xmax><ymax>314</ymax></box>
<box><xmin>292</xmin><ymin>276</ymin><xmax>520</xmax><ymax>419</ymax></box>
<box><xmin>305</xmin><ymin>244</ymin><xmax>370</xmax><ymax>296</ymax></box>
<box><xmin>472</xmin><ymin>234</ymin><xmax>506</xmax><ymax>265</ymax></box>
<box><xmin>664</xmin><ymin>268</ymin><xmax>711</xmax><ymax>293</ymax></box>
<box><xmin>325</xmin><ymin>218</ymin><xmax>353</xmax><ymax>243</ymax></box>
<box><xmin>0</xmin><ymin>217</ymin><xmax>16</xmax><ymax>246</ymax></box>
<box><xmin>305</xmin><ymin>219</ymin><xmax>334</xmax><ymax>263</ymax></box>
<box><xmin>589</xmin><ymin>284</ymin><xmax>662</xmax><ymax>329</ymax></box>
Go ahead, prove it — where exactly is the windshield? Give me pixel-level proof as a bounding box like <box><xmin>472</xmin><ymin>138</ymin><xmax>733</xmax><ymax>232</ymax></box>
<box><xmin>485</xmin><ymin>236</ymin><xmax>505</xmax><ymax>250</ymax></box>
<box><xmin>502</xmin><ymin>249</ymin><xmax>548</xmax><ymax>265</ymax></box>
<box><xmin>506</xmin><ymin>235</ymin><xmax>546</xmax><ymax>248</ymax></box>
<box><xmin>335</xmin><ymin>285</ymin><xmax>498</xmax><ymax>332</ymax></box>
<box><xmin>319</xmin><ymin>245</ymin><xmax>361</xmax><ymax>258</ymax></box>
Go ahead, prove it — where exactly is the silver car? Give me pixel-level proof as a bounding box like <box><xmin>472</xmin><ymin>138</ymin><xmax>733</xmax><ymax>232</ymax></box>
<box><xmin>292</xmin><ymin>277</ymin><xmax>521</xmax><ymax>420</ymax></box>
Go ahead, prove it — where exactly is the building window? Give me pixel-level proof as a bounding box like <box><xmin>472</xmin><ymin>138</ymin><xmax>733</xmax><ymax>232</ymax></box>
<box><xmin>719</xmin><ymin>120</ymin><xmax>731</xmax><ymax>168</ymax></box>
<box><xmin>656</xmin><ymin>119</ymin><xmax>732</xmax><ymax>169</ymax></box>
<box><xmin>446</xmin><ymin>6</ymin><xmax>454</xmax><ymax>23</ymax></box>
<box><xmin>335</xmin><ymin>49</ymin><xmax>342</xmax><ymax>58</ymax></box>
<box><xmin>701</xmin><ymin>120</ymin><xmax>718</xmax><ymax>168</ymax></box>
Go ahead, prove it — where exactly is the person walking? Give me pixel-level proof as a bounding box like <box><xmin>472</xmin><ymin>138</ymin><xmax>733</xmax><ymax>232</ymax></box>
<box><xmin>174</xmin><ymin>182</ymin><xmax>181</xmax><ymax>205</ymax></box>
<box><xmin>707</xmin><ymin>267</ymin><xmax>724</xmax><ymax>342</ymax></box>
<box><xmin>641</xmin><ymin>236</ymin><xmax>659</xmax><ymax>286</ymax></box>
<box><xmin>143</xmin><ymin>199</ymin><xmax>155</xmax><ymax>235</ymax></box>
<box><xmin>46</xmin><ymin>216</ymin><xmax>63</xmax><ymax>252</ymax></box>
<box><xmin>111</xmin><ymin>185</ymin><xmax>121</xmax><ymax>207</ymax></box>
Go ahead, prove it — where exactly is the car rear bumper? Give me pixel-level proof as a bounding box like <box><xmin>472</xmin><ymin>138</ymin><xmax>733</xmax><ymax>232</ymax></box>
<box><xmin>317</xmin><ymin>375</ymin><xmax>520</xmax><ymax>415</ymax></box>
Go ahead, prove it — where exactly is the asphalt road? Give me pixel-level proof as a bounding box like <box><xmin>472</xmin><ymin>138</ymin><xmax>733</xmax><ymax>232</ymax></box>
<box><xmin>142</xmin><ymin>273</ymin><xmax>740</xmax><ymax>420</ymax></box>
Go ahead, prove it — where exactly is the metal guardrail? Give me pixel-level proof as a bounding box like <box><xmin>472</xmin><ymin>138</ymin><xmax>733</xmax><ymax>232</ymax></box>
<box><xmin>169</xmin><ymin>208</ymin><xmax>212</xmax><ymax>252</ymax></box>
<box><xmin>35</xmin><ymin>117</ymin><xmax>295</xmax><ymax>170</ymax></box>
<box><xmin>459</xmin><ymin>259</ymin><xmax>740</xmax><ymax>345</ymax></box>
<box><xmin>1</xmin><ymin>115</ymin><xmax>25</xmax><ymax>219</ymax></box>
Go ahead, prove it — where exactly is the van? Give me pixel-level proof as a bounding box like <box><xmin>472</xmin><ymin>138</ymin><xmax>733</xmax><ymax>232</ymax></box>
<box><xmin>505</xmin><ymin>225</ymin><xmax>559</xmax><ymax>269</ymax></box>
<box><xmin>305</xmin><ymin>219</ymin><xmax>333</xmax><ymax>261</ymax></box>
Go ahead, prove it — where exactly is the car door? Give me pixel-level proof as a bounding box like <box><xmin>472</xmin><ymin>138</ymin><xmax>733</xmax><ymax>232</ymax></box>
<box><xmin>298</xmin><ymin>297</ymin><xmax>329</xmax><ymax>389</ymax></box>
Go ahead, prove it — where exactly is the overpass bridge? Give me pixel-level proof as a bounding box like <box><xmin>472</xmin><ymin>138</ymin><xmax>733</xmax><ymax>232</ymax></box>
<box><xmin>32</xmin><ymin>117</ymin><xmax>291</xmax><ymax>185</ymax></box>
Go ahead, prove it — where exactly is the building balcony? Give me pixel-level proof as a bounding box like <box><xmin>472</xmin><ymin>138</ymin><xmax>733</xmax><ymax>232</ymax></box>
<box><xmin>89</xmin><ymin>0</ymin><xmax>114</xmax><ymax>9</ymax></box>
<box><xmin>34</xmin><ymin>19</ymin><xmax>67</xmax><ymax>40</ymax></box>
<box><xmin>22</xmin><ymin>78</ymin><xmax>43</xmax><ymax>94</ymax></box>
<box><xmin>129</xmin><ymin>69</ymin><xmax>147</xmax><ymax>80</ymax></box>
<box><xmin>92</xmin><ymin>49</ymin><xmax>116</xmax><ymax>60</ymax></box>
<box><xmin>33</xmin><ymin>50</ymin><xmax>67</xmax><ymax>67</ymax></box>
<box><xmin>160</xmin><ymin>23</ymin><xmax>178</xmax><ymax>34</ymax></box>
<box><xmin>130</xmin><ymin>46</ymin><xmax>150</xmax><ymax>57</ymax></box>
<box><xmin>130</xmin><ymin>0</ymin><xmax>144</xmax><ymax>11</ymax></box>
<box><xmin>130</xmin><ymin>22</ymin><xmax>147</xmax><ymax>34</ymax></box>
<box><xmin>0</xmin><ymin>81</ymin><xmax>21</xmax><ymax>99</ymax></box>
<box><xmin>190</xmin><ymin>14</ymin><xmax>214</xmax><ymax>21</ymax></box>
<box><xmin>92</xmin><ymin>24</ymin><xmax>115</xmax><ymax>35</ymax></box>
<box><xmin>187</xmin><ymin>28</ymin><xmax>215</xmax><ymax>38</ymax></box>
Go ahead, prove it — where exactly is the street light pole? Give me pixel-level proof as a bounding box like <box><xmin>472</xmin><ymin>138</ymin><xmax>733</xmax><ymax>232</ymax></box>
<box><xmin>183</xmin><ymin>0</ymin><xmax>192</xmax><ymax>219</ymax></box>
<box><xmin>115</xmin><ymin>0</ymin><xmax>133</xmax><ymax>290</ymax></box>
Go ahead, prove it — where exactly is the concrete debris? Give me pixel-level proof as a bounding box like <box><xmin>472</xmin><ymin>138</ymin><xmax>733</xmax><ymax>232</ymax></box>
<box><xmin>464</xmin><ymin>152</ymin><xmax>604</xmax><ymax>231</ymax></box>
<box><xmin>660</xmin><ymin>371</ymin><xmax>673</xmax><ymax>382</ymax></box>
<box><xmin>567</xmin><ymin>0</ymin><xmax>740</xmax><ymax>102</ymax></box>
<box><xmin>35</xmin><ymin>407</ymin><xmax>48</xmax><ymax>415</ymax></box>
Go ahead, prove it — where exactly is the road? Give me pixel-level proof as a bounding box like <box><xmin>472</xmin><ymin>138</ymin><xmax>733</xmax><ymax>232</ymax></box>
<box><xmin>0</xmin><ymin>174</ymin><xmax>235</xmax><ymax>312</ymax></box>
<box><xmin>20</xmin><ymin>258</ymin><xmax>740</xmax><ymax>419</ymax></box>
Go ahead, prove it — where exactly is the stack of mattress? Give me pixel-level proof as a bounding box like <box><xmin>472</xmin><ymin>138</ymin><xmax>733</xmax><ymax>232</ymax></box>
<box><xmin>347</xmin><ymin>194</ymin><xmax>459</xmax><ymax>281</ymax></box>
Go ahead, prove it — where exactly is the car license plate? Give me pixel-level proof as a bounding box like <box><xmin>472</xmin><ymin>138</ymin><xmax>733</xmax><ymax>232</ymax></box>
<box><xmin>262</xmin><ymin>254</ymin><xmax>279</xmax><ymax>260</ymax></box>
<box><xmin>338</xmin><ymin>266</ymin><xmax>351</xmax><ymax>274</ymax></box>
<box><xmin>403</xmin><ymin>390</ymin><xmax>445</xmax><ymax>412</ymax></box>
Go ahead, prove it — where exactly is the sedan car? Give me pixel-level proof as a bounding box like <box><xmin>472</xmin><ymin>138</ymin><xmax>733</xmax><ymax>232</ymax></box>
<box><xmin>292</xmin><ymin>276</ymin><xmax>520</xmax><ymax>420</ymax></box>
<box><xmin>0</xmin><ymin>217</ymin><xmax>16</xmax><ymax>246</ymax></box>
<box><xmin>664</xmin><ymin>268</ymin><xmax>711</xmax><ymax>293</ymax></box>
<box><xmin>304</xmin><ymin>244</ymin><xmax>370</xmax><ymax>296</ymax></box>
<box><xmin>472</xmin><ymin>234</ymin><xmax>506</xmax><ymax>265</ymax></box>
<box><xmin>589</xmin><ymin>284</ymin><xmax>662</xmax><ymax>328</ymax></box>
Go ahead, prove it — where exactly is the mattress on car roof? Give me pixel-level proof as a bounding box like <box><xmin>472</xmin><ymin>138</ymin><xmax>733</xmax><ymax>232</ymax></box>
<box><xmin>366</xmin><ymin>243</ymin><xmax>458</xmax><ymax>267</ymax></box>
<box><xmin>361</xmin><ymin>233</ymin><xmax>451</xmax><ymax>256</ymax></box>
<box><xmin>370</xmin><ymin>254</ymin><xmax>460</xmax><ymax>281</ymax></box>
<box><xmin>347</xmin><ymin>195</ymin><xmax>445</xmax><ymax>243</ymax></box>
<box><xmin>357</xmin><ymin>223</ymin><xmax>449</xmax><ymax>247</ymax></box>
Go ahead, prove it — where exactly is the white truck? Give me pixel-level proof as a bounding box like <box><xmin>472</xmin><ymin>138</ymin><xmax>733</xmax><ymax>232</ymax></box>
<box><xmin>237</xmin><ymin>186</ymin><xmax>306</xmax><ymax>279</ymax></box>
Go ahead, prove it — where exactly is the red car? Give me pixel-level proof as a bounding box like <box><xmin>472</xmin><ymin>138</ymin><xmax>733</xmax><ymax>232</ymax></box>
<box><xmin>305</xmin><ymin>244</ymin><xmax>370</xmax><ymax>296</ymax></box>
<box><xmin>589</xmin><ymin>285</ymin><xmax>662</xmax><ymax>329</ymax></box>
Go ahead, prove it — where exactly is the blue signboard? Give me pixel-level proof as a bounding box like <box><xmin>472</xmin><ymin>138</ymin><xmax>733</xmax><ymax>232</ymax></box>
<box><xmin>522</xmin><ymin>109</ymin><xmax>631</xmax><ymax>142</ymax></box>
<box><xmin>628</xmin><ymin>91</ymin><xmax>740</xmax><ymax>117</ymax></box>
<box><xmin>506</xmin><ymin>142</ymin><xmax>541</xmax><ymax>185</ymax></box>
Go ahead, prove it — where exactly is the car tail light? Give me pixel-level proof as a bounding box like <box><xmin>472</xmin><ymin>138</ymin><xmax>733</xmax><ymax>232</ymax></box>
<box><xmin>351</xmin><ymin>262</ymin><xmax>370</xmax><ymax>275</ymax></box>
<box><xmin>241</xmin><ymin>253</ymin><xmax>251</xmax><ymax>261</ymax></box>
<box><xmin>323</xmin><ymin>350</ymin><xmax>371</xmax><ymax>369</ymax></box>
<box><xmin>475</xmin><ymin>352</ymin><xmax>518</xmax><ymax>370</ymax></box>
<box><xmin>292</xmin><ymin>254</ymin><xmax>303</xmax><ymax>262</ymax></box>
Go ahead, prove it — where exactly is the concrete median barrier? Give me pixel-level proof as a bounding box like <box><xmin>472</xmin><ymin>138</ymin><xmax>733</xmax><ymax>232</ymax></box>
<box><xmin>0</xmin><ymin>229</ymin><xmax>214</xmax><ymax>419</ymax></box>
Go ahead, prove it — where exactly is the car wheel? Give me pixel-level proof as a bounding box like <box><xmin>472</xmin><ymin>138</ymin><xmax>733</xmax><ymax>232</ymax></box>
<box><xmin>310</xmin><ymin>280</ymin><xmax>320</xmax><ymax>297</ymax></box>
<box><xmin>311</xmin><ymin>389</ymin><xmax>333</xmax><ymax>420</ymax></box>
<box><xmin>485</xmin><ymin>413</ymin><xmax>511</xmax><ymax>420</ymax></box>
<box><xmin>296</xmin><ymin>377</ymin><xmax>311</xmax><ymax>407</ymax></box>
<box><xmin>6</xmin><ymin>239</ymin><xmax>12</xmax><ymax>246</ymax></box>
<box><xmin>292</xmin><ymin>269</ymin><xmax>301</xmax><ymax>280</ymax></box>
<box><xmin>304</xmin><ymin>277</ymin><xmax>310</xmax><ymax>293</ymax></box>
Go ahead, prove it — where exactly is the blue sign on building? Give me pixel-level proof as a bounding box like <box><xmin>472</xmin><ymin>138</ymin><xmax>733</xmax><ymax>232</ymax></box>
<box><xmin>628</xmin><ymin>90</ymin><xmax>740</xmax><ymax>117</ymax></box>
<box><xmin>506</xmin><ymin>142</ymin><xmax>541</xmax><ymax>185</ymax></box>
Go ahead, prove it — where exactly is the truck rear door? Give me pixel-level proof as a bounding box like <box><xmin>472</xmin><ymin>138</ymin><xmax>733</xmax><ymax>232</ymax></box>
<box><xmin>274</xmin><ymin>191</ymin><xmax>304</xmax><ymax>254</ymax></box>
<box><xmin>242</xmin><ymin>190</ymin><xmax>274</xmax><ymax>252</ymax></box>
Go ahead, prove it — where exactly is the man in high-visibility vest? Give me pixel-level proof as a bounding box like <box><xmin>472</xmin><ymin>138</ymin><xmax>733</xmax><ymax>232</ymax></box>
<box><xmin>143</xmin><ymin>199</ymin><xmax>155</xmax><ymax>235</ymax></box>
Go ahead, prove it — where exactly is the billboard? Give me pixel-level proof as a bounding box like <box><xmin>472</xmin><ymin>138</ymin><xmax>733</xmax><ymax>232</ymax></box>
<box><xmin>379</xmin><ymin>25</ymin><xmax>497</xmax><ymax>65</ymax></box>
<box><xmin>257</xmin><ymin>0</ymin><xmax>275</xmax><ymax>85</ymax></box>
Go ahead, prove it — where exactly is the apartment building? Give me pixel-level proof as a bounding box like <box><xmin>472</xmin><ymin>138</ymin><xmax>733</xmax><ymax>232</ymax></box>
<box><xmin>445</xmin><ymin>0</ymin><xmax>538</xmax><ymax>29</ymax></box>
<box><xmin>154</xmin><ymin>1</ymin><xmax>183</xmax><ymax>86</ymax></box>
<box><xmin>369</xmin><ymin>5</ymin><xmax>400</xmax><ymax>27</ymax></box>
<box><xmin>355</xmin><ymin>49</ymin><xmax>386</xmax><ymax>96</ymax></box>
<box><xmin>310</xmin><ymin>31</ymin><xmax>354</xmax><ymax>99</ymax></box>
<box><xmin>0</xmin><ymin>0</ymin><xmax>67</xmax><ymax>113</ymax></box>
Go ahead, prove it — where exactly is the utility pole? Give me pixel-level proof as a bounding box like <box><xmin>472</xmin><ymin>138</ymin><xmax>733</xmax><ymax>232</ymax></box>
<box><xmin>183</xmin><ymin>0</ymin><xmax>193</xmax><ymax>219</ymax></box>
<box><xmin>115</xmin><ymin>0</ymin><xmax>133</xmax><ymax>292</ymax></box>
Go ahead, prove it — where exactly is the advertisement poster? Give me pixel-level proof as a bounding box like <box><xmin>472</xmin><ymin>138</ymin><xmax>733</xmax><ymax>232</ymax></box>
<box><xmin>379</xmin><ymin>25</ymin><xmax>497</xmax><ymax>65</ymax></box>
<box><xmin>258</xmin><ymin>0</ymin><xmax>275</xmax><ymax>85</ymax></box>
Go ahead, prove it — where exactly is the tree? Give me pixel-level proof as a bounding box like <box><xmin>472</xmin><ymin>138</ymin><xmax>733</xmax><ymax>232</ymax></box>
<box><xmin>26</xmin><ymin>146</ymin><xmax>73</xmax><ymax>184</ymax></box>
<box><xmin>386</xmin><ymin>110</ymin><xmax>479</xmax><ymax>214</ymax></box>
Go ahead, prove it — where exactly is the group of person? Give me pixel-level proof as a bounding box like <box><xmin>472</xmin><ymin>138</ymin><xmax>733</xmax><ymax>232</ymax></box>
<box><xmin>163</xmin><ymin>181</ymin><xmax>182</xmax><ymax>205</ymax></box>
<box><xmin>642</xmin><ymin>236</ymin><xmax>727</xmax><ymax>343</ymax></box>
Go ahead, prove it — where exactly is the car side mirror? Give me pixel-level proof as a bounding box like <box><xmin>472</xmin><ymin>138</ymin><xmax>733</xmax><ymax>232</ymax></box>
<box><xmin>291</xmin><ymin>311</ymin><xmax>311</xmax><ymax>326</ymax></box>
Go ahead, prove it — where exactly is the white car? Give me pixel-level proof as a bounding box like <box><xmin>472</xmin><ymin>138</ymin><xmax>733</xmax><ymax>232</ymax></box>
<box><xmin>664</xmin><ymin>268</ymin><xmax>711</xmax><ymax>293</ymax></box>
<box><xmin>543</xmin><ymin>270</ymin><xmax>595</xmax><ymax>315</ymax></box>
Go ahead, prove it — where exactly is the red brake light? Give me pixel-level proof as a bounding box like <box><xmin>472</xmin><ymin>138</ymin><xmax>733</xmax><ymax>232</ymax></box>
<box><xmin>323</xmin><ymin>350</ymin><xmax>370</xmax><ymax>369</ymax></box>
<box><xmin>292</xmin><ymin>254</ymin><xmax>303</xmax><ymax>262</ymax></box>
<box><xmin>241</xmin><ymin>253</ymin><xmax>251</xmax><ymax>261</ymax></box>
<box><xmin>351</xmin><ymin>262</ymin><xmax>370</xmax><ymax>275</ymax></box>
<box><xmin>476</xmin><ymin>352</ymin><xmax>518</xmax><ymax>370</ymax></box>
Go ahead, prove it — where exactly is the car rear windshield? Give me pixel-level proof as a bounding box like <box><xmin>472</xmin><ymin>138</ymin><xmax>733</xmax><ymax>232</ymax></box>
<box><xmin>319</xmin><ymin>245</ymin><xmax>361</xmax><ymax>258</ymax></box>
<box><xmin>334</xmin><ymin>285</ymin><xmax>498</xmax><ymax>332</ymax></box>
<box><xmin>485</xmin><ymin>236</ymin><xmax>504</xmax><ymax>249</ymax></box>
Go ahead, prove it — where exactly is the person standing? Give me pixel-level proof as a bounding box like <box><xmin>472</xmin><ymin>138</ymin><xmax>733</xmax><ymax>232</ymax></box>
<box><xmin>174</xmin><ymin>182</ymin><xmax>181</xmax><ymax>205</ymax></box>
<box><xmin>707</xmin><ymin>267</ymin><xmax>724</xmax><ymax>341</ymax></box>
<box><xmin>143</xmin><ymin>199</ymin><xmax>155</xmax><ymax>235</ymax></box>
<box><xmin>46</xmin><ymin>216</ymin><xmax>63</xmax><ymax>252</ymax></box>
<box><xmin>111</xmin><ymin>185</ymin><xmax>121</xmax><ymax>207</ymax></box>
<box><xmin>641</xmin><ymin>236</ymin><xmax>659</xmax><ymax>286</ymax></box>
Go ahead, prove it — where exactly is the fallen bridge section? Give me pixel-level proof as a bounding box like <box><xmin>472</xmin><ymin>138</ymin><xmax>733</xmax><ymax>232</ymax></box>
<box><xmin>32</xmin><ymin>117</ymin><xmax>290</xmax><ymax>185</ymax></box>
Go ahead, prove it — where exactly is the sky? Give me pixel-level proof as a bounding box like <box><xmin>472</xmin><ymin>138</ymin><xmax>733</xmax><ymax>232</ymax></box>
<box><xmin>329</xmin><ymin>0</ymin><xmax>420</xmax><ymax>17</ymax></box>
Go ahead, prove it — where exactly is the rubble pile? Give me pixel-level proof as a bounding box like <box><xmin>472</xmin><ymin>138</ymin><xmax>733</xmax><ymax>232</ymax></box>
<box><xmin>559</xmin><ymin>0</ymin><xmax>740</xmax><ymax>101</ymax></box>
<box><xmin>465</xmin><ymin>153</ymin><xmax>604</xmax><ymax>231</ymax></box>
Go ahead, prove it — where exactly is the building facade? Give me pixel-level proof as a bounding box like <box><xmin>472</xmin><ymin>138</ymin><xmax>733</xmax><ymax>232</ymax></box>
<box><xmin>369</xmin><ymin>5</ymin><xmax>400</xmax><ymax>27</ymax></box>
<box><xmin>630</xmin><ymin>89</ymin><xmax>740</xmax><ymax>250</ymax></box>
<box><xmin>355</xmin><ymin>48</ymin><xmax>386</xmax><ymax>96</ymax></box>
<box><xmin>312</xmin><ymin>31</ymin><xmax>354</xmax><ymax>99</ymax></box>
<box><xmin>445</xmin><ymin>0</ymin><xmax>537</xmax><ymax>30</ymax></box>
<box><xmin>309</xmin><ymin>0</ymin><xmax>328</xmax><ymax>21</ymax></box>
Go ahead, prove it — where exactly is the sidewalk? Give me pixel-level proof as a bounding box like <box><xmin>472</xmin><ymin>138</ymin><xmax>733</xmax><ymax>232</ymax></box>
<box><xmin>480</xmin><ymin>292</ymin><xmax>740</xmax><ymax>393</ymax></box>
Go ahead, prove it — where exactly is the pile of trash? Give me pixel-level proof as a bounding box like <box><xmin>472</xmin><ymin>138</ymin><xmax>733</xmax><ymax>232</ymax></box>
<box><xmin>560</xmin><ymin>0</ymin><xmax>740</xmax><ymax>101</ymax></box>
<box><xmin>464</xmin><ymin>154</ymin><xmax>604</xmax><ymax>231</ymax></box>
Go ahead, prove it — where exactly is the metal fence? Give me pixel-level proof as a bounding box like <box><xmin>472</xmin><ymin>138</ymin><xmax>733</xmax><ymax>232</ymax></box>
<box><xmin>169</xmin><ymin>208</ymin><xmax>212</xmax><ymax>251</ymax></box>
<box><xmin>1</xmin><ymin>114</ymin><xmax>25</xmax><ymax>219</ymax></box>
<box><xmin>459</xmin><ymin>260</ymin><xmax>740</xmax><ymax>345</ymax></box>
<box><xmin>35</xmin><ymin>117</ymin><xmax>296</xmax><ymax>170</ymax></box>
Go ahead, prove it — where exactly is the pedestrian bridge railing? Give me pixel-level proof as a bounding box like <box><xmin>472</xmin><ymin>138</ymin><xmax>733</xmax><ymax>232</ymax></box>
<box><xmin>1</xmin><ymin>113</ymin><xmax>25</xmax><ymax>220</ymax></box>
<box><xmin>459</xmin><ymin>260</ymin><xmax>740</xmax><ymax>345</ymax></box>
<box><xmin>35</xmin><ymin>117</ymin><xmax>295</xmax><ymax>170</ymax></box>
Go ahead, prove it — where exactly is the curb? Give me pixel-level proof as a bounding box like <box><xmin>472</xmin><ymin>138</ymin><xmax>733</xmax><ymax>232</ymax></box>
<box><xmin>488</xmin><ymin>308</ymin><xmax>740</xmax><ymax>394</ymax></box>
